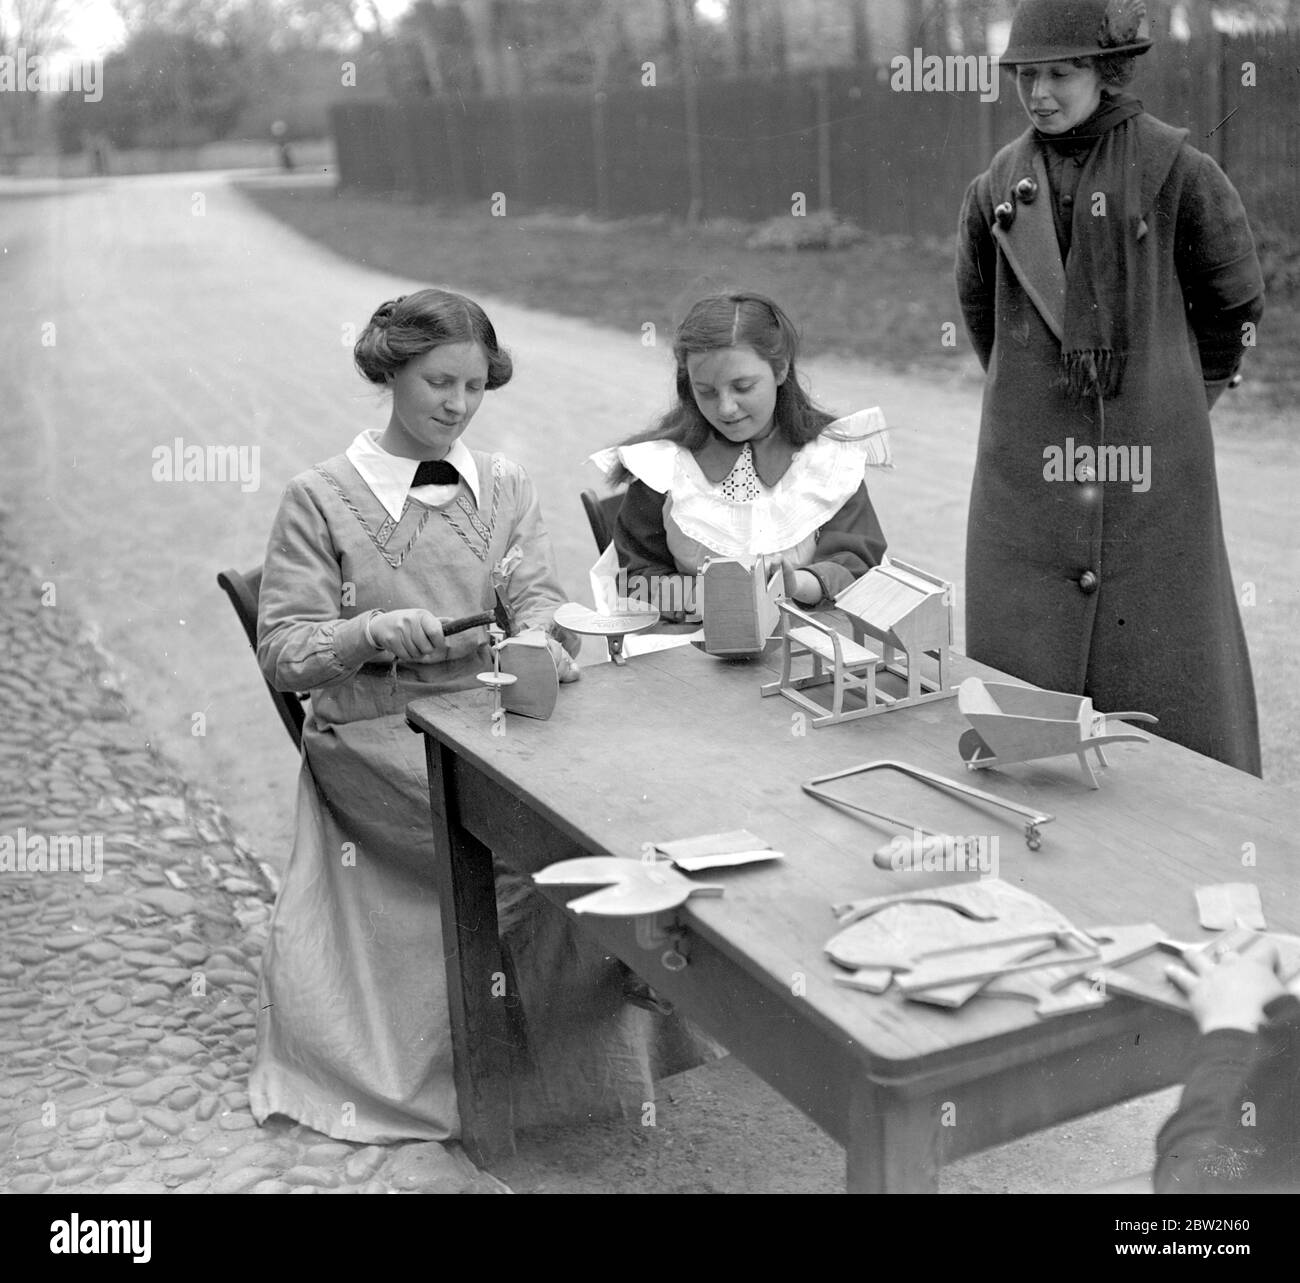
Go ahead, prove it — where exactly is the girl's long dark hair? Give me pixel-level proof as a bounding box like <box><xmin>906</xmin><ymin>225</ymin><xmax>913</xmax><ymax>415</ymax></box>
<box><xmin>608</xmin><ymin>291</ymin><xmax>833</xmax><ymax>485</ymax></box>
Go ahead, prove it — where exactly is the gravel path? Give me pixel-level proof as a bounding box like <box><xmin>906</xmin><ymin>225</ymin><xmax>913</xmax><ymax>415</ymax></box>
<box><xmin>0</xmin><ymin>529</ymin><xmax>506</xmax><ymax>1193</ymax></box>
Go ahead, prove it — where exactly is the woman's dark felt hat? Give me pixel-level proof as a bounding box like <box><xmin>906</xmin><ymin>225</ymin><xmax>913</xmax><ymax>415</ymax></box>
<box><xmin>999</xmin><ymin>0</ymin><xmax>1153</xmax><ymax>65</ymax></box>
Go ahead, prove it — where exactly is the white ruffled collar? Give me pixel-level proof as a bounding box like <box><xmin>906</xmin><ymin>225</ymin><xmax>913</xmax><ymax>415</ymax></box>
<box><xmin>590</xmin><ymin>408</ymin><xmax>890</xmax><ymax>559</ymax></box>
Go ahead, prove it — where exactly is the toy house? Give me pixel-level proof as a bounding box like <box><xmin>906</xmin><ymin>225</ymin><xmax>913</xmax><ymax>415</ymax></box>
<box><xmin>761</xmin><ymin>559</ymin><xmax>955</xmax><ymax>726</ymax></box>
<box><xmin>699</xmin><ymin>556</ymin><xmax>783</xmax><ymax>658</ymax></box>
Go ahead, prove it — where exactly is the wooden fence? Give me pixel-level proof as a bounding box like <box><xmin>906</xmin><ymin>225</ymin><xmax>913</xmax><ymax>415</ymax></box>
<box><xmin>330</xmin><ymin>31</ymin><xmax>1300</xmax><ymax>236</ymax></box>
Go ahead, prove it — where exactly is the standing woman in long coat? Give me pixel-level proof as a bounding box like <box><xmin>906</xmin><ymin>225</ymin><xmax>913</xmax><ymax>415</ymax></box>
<box><xmin>957</xmin><ymin>0</ymin><xmax>1265</xmax><ymax>774</ymax></box>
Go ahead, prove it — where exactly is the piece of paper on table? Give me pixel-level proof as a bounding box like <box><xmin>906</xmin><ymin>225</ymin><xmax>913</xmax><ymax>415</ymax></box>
<box><xmin>624</xmin><ymin>631</ymin><xmax>699</xmax><ymax>656</ymax></box>
<box><xmin>1195</xmin><ymin>883</ymin><xmax>1266</xmax><ymax>931</ymax></box>
<box><xmin>578</xmin><ymin>630</ymin><xmax>698</xmax><ymax>667</ymax></box>
<box><xmin>669</xmin><ymin>849</ymin><xmax>784</xmax><ymax>872</ymax></box>
<box><xmin>656</xmin><ymin>829</ymin><xmax>771</xmax><ymax>859</ymax></box>
<box><xmin>589</xmin><ymin>541</ymin><xmax>622</xmax><ymax>616</ymax></box>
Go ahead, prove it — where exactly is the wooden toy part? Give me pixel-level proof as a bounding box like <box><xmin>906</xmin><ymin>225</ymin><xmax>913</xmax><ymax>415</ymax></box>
<box><xmin>497</xmin><ymin>633</ymin><xmax>559</xmax><ymax>720</ymax></box>
<box><xmin>532</xmin><ymin>856</ymin><xmax>724</xmax><ymax>916</ymax></box>
<box><xmin>957</xmin><ymin>677</ymin><xmax>1157</xmax><ymax>788</ymax></box>
<box><xmin>832</xmin><ymin>894</ymin><xmax>998</xmax><ymax>929</ymax></box>
<box><xmin>894</xmin><ymin>931</ymin><xmax>1098</xmax><ymax>997</ymax></box>
<box><xmin>833</xmin><ymin>968</ymin><xmax>894</xmax><ymax>994</ymax></box>
<box><xmin>824</xmin><ymin>878</ymin><xmax>1083</xmax><ymax>973</ymax></box>
<box><xmin>970</xmin><ymin>969</ymin><xmax>1109</xmax><ymax>1017</ymax></box>
<box><xmin>917</xmin><ymin>922</ymin><xmax>1168</xmax><ymax>1012</ymax></box>
<box><xmin>1089</xmin><ymin>925</ymin><xmax>1300</xmax><ymax>1011</ymax></box>
<box><xmin>699</xmin><ymin>556</ymin><xmax>783</xmax><ymax>657</ymax></box>
<box><xmin>900</xmin><ymin>937</ymin><xmax>1077</xmax><ymax>1008</ymax></box>
<box><xmin>762</xmin><ymin>558</ymin><xmax>955</xmax><ymax>725</ymax></box>
<box><xmin>552</xmin><ymin>600</ymin><xmax>660</xmax><ymax>666</ymax></box>
<box><xmin>1195</xmin><ymin>882</ymin><xmax>1267</xmax><ymax>931</ymax></box>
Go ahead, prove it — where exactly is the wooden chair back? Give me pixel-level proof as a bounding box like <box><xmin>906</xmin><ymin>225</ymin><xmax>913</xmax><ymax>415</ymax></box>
<box><xmin>216</xmin><ymin>565</ymin><xmax>306</xmax><ymax>751</ymax></box>
<box><xmin>580</xmin><ymin>488</ymin><xmax>627</xmax><ymax>554</ymax></box>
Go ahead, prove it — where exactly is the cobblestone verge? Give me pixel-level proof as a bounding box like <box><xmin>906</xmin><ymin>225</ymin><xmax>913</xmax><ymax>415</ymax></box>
<box><xmin>0</xmin><ymin>528</ymin><xmax>507</xmax><ymax>1194</ymax></box>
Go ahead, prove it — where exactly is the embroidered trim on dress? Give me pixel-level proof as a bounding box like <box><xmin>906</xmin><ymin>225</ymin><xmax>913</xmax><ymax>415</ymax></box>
<box><xmin>437</xmin><ymin>456</ymin><xmax>504</xmax><ymax>563</ymax></box>
<box><xmin>314</xmin><ymin>466</ymin><xmax>434</xmax><ymax>569</ymax></box>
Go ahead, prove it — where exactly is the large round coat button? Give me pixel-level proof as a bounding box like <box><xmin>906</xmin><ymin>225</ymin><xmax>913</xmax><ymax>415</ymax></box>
<box><xmin>1015</xmin><ymin>177</ymin><xmax>1038</xmax><ymax>203</ymax></box>
<box><xmin>1079</xmin><ymin>571</ymin><xmax>1099</xmax><ymax>593</ymax></box>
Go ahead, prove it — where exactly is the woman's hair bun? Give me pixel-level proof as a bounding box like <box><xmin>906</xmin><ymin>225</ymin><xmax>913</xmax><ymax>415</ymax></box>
<box><xmin>353</xmin><ymin>288</ymin><xmax>513</xmax><ymax>390</ymax></box>
<box><xmin>370</xmin><ymin>296</ymin><xmax>405</xmax><ymax>328</ymax></box>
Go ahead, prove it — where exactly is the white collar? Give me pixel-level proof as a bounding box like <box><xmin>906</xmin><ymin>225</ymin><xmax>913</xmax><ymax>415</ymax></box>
<box><xmin>346</xmin><ymin>430</ymin><xmax>480</xmax><ymax>521</ymax></box>
<box><xmin>589</xmin><ymin>408</ymin><xmax>891</xmax><ymax>559</ymax></box>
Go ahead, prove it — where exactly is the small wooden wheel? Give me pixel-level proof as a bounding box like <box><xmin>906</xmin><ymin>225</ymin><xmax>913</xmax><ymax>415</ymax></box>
<box><xmin>476</xmin><ymin>671</ymin><xmax>518</xmax><ymax>688</ymax></box>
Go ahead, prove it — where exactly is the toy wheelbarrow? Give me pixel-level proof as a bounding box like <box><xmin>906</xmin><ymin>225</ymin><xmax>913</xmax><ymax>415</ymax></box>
<box><xmin>956</xmin><ymin>678</ymin><xmax>1157</xmax><ymax>789</ymax></box>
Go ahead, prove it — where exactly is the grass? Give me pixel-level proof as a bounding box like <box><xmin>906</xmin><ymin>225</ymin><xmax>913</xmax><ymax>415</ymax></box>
<box><xmin>235</xmin><ymin>182</ymin><xmax>1299</xmax><ymax>404</ymax></box>
<box><xmin>234</xmin><ymin>185</ymin><xmax>973</xmax><ymax>376</ymax></box>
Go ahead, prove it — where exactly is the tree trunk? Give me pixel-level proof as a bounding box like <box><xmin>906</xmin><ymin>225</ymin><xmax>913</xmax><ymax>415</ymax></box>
<box><xmin>847</xmin><ymin>0</ymin><xmax>872</xmax><ymax>67</ymax></box>
<box><xmin>731</xmin><ymin>0</ymin><xmax>752</xmax><ymax>73</ymax></box>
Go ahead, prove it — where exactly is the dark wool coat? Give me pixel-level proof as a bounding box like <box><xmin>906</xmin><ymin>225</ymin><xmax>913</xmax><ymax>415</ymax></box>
<box><xmin>957</xmin><ymin>113</ymin><xmax>1264</xmax><ymax>774</ymax></box>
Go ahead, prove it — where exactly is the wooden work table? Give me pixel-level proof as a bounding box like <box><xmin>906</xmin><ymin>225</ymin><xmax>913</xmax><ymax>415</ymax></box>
<box><xmin>406</xmin><ymin>641</ymin><xmax>1298</xmax><ymax>1193</ymax></box>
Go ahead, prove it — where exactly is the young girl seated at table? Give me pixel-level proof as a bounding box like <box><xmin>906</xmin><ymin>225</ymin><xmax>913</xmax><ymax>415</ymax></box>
<box><xmin>596</xmin><ymin>291</ymin><xmax>889</xmax><ymax>617</ymax></box>
<box><xmin>252</xmin><ymin>287</ymin><xmax>714</xmax><ymax>1144</ymax></box>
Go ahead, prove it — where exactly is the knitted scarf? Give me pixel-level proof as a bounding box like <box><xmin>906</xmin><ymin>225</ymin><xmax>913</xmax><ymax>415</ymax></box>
<box><xmin>1037</xmin><ymin>92</ymin><xmax>1145</xmax><ymax>401</ymax></box>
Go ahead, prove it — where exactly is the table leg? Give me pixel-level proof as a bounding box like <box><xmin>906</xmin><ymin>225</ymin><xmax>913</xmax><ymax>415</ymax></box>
<box><xmin>845</xmin><ymin>1080</ymin><xmax>944</xmax><ymax>1194</ymax></box>
<box><xmin>422</xmin><ymin>735</ymin><xmax>517</xmax><ymax>1164</ymax></box>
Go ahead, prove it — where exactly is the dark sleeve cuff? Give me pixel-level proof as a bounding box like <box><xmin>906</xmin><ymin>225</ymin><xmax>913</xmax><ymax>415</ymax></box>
<box><xmin>804</xmin><ymin>561</ymin><xmax>852</xmax><ymax>605</ymax></box>
<box><xmin>1262</xmin><ymin>993</ymin><xmax>1300</xmax><ymax>1026</ymax></box>
<box><xmin>613</xmin><ymin>479</ymin><xmax>677</xmax><ymax>578</ymax></box>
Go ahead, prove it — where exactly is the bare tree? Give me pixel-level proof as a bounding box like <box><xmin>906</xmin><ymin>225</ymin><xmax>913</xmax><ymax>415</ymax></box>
<box><xmin>0</xmin><ymin>0</ymin><xmax>74</xmax><ymax>159</ymax></box>
<box><xmin>2</xmin><ymin>0</ymin><xmax>72</xmax><ymax>53</ymax></box>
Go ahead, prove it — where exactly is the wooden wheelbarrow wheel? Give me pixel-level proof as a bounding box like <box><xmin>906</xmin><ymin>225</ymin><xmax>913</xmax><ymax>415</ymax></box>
<box><xmin>958</xmin><ymin>728</ymin><xmax>997</xmax><ymax>768</ymax></box>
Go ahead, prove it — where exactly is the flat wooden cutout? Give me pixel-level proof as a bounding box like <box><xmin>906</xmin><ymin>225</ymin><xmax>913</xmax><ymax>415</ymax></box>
<box><xmin>901</xmin><ymin>937</ymin><xmax>1075</xmax><ymax>1007</ymax></box>
<box><xmin>976</xmin><ymin>969</ymin><xmax>1109</xmax><ymax>1017</ymax></box>
<box><xmin>1090</xmin><ymin>927</ymin><xmax>1300</xmax><ymax>1012</ymax></box>
<box><xmin>825</xmin><ymin>879</ymin><xmax>1083</xmax><ymax>973</ymax></box>
<box><xmin>833</xmin><ymin>968</ymin><xmax>894</xmax><ymax>994</ymax></box>
<box><xmin>497</xmin><ymin>634</ymin><xmax>559</xmax><ymax>719</ymax></box>
<box><xmin>896</xmin><ymin>932</ymin><xmax>1097</xmax><ymax>997</ymax></box>
<box><xmin>966</xmin><ymin>922</ymin><xmax>1168</xmax><ymax>1015</ymax></box>
<box><xmin>1195</xmin><ymin>883</ymin><xmax>1267</xmax><ymax>932</ymax></box>
<box><xmin>533</xmin><ymin>856</ymin><xmax>724</xmax><ymax>916</ymax></box>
